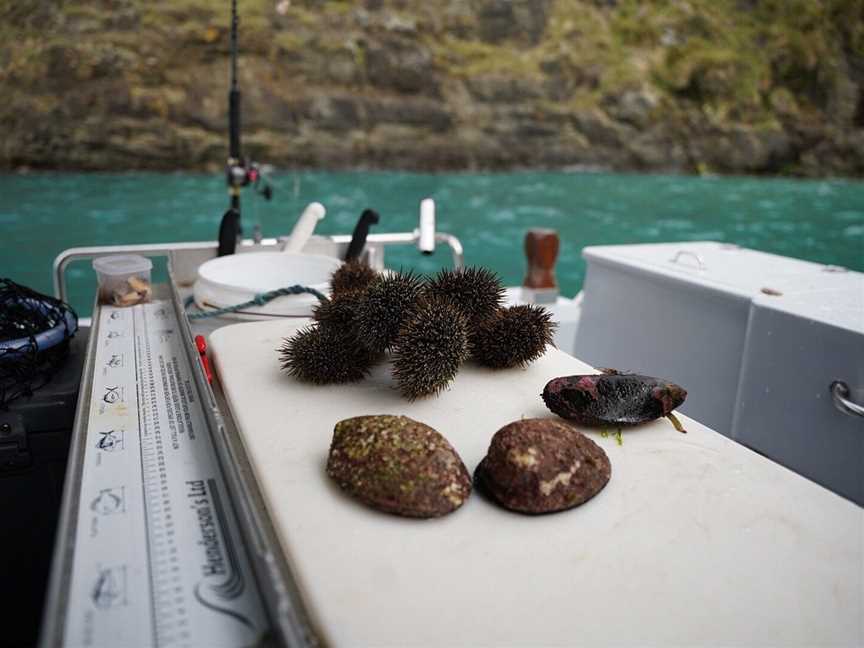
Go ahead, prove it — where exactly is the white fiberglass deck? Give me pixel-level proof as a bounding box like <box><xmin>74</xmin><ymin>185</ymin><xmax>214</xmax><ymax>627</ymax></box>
<box><xmin>211</xmin><ymin>319</ymin><xmax>863</xmax><ymax>647</ymax></box>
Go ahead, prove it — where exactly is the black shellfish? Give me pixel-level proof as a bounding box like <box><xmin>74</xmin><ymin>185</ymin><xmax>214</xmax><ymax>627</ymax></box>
<box><xmin>542</xmin><ymin>370</ymin><xmax>688</xmax><ymax>433</ymax></box>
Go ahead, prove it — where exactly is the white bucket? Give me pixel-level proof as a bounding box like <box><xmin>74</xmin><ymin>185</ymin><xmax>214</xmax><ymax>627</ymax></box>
<box><xmin>193</xmin><ymin>252</ymin><xmax>342</xmax><ymax>319</ymax></box>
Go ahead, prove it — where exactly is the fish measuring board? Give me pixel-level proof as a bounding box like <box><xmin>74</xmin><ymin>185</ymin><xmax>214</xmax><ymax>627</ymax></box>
<box><xmin>61</xmin><ymin>302</ymin><xmax>267</xmax><ymax>648</ymax></box>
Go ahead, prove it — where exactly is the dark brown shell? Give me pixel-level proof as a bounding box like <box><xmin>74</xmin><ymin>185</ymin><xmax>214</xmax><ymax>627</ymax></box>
<box><xmin>327</xmin><ymin>415</ymin><xmax>471</xmax><ymax>518</ymax></box>
<box><xmin>475</xmin><ymin>418</ymin><xmax>610</xmax><ymax>514</ymax></box>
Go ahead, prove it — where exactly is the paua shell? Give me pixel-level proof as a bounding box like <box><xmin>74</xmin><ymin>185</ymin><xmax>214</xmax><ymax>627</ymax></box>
<box><xmin>326</xmin><ymin>415</ymin><xmax>471</xmax><ymax>518</ymax></box>
<box><xmin>475</xmin><ymin>418</ymin><xmax>611</xmax><ymax>514</ymax></box>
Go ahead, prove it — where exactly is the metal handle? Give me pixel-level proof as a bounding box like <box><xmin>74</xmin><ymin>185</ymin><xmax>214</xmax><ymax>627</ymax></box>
<box><xmin>54</xmin><ymin>241</ymin><xmax>220</xmax><ymax>303</ymax></box>
<box><xmin>329</xmin><ymin>231</ymin><xmax>464</xmax><ymax>269</ymax></box>
<box><xmin>830</xmin><ymin>381</ymin><xmax>864</xmax><ymax>418</ymax></box>
<box><xmin>418</xmin><ymin>198</ymin><xmax>436</xmax><ymax>255</ymax></box>
<box><xmin>670</xmin><ymin>250</ymin><xmax>706</xmax><ymax>270</ymax></box>
<box><xmin>54</xmin><ymin>232</ymin><xmax>466</xmax><ymax>304</ymax></box>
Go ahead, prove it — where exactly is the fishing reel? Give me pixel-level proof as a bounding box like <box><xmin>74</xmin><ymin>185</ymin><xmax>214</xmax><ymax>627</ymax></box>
<box><xmin>218</xmin><ymin>157</ymin><xmax>274</xmax><ymax>256</ymax></box>
<box><xmin>226</xmin><ymin>158</ymin><xmax>274</xmax><ymax>200</ymax></box>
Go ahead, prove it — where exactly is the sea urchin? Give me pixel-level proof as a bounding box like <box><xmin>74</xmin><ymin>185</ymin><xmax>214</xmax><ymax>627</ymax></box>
<box><xmin>279</xmin><ymin>323</ymin><xmax>375</xmax><ymax>384</ymax></box>
<box><xmin>424</xmin><ymin>266</ymin><xmax>505</xmax><ymax>327</ymax></box>
<box><xmin>392</xmin><ymin>299</ymin><xmax>469</xmax><ymax>400</ymax></box>
<box><xmin>312</xmin><ymin>289</ymin><xmax>365</xmax><ymax>330</ymax></box>
<box><xmin>353</xmin><ymin>270</ymin><xmax>423</xmax><ymax>354</ymax></box>
<box><xmin>471</xmin><ymin>304</ymin><xmax>556</xmax><ymax>369</ymax></box>
<box><xmin>330</xmin><ymin>260</ymin><xmax>378</xmax><ymax>298</ymax></box>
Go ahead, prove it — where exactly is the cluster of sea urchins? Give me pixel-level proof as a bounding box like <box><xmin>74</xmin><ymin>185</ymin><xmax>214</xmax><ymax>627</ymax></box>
<box><xmin>278</xmin><ymin>261</ymin><xmax>556</xmax><ymax>399</ymax></box>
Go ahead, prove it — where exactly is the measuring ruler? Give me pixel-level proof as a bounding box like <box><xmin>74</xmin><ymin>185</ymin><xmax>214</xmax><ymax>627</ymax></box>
<box><xmin>58</xmin><ymin>300</ymin><xmax>267</xmax><ymax>647</ymax></box>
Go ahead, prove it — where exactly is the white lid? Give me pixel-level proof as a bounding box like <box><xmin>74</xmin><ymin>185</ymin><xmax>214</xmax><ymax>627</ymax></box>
<box><xmin>92</xmin><ymin>254</ymin><xmax>153</xmax><ymax>275</ymax></box>
<box><xmin>582</xmin><ymin>242</ymin><xmax>849</xmax><ymax>297</ymax></box>
<box><xmin>753</xmin><ymin>285</ymin><xmax>864</xmax><ymax>333</ymax></box>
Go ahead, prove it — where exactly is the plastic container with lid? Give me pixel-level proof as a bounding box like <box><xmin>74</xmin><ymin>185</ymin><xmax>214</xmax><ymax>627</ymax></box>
<box><xmin>92</xmin><ymin>255</ymin><xmax>153</xmax><ymax>306</ymax></box>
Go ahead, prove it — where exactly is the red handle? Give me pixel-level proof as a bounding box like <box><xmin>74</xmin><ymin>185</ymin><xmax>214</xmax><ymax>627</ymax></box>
<box><xmin>194</xmin><ymin>335</ymin><xmax>213</xmax><ymax>384</ymax></box>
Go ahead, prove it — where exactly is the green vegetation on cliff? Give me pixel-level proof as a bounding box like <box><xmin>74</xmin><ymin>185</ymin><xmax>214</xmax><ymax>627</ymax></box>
<box><xmin>1</xmin><ymin>0</ymin><xmax>862</xmax><ymax>175</ymax></box>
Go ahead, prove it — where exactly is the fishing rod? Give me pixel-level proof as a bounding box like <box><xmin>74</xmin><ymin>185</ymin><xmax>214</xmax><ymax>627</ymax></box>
<box><xmin>217</xmin><ymin>0</ymin><xmax>273</xmax><ymax>256</ymax></box>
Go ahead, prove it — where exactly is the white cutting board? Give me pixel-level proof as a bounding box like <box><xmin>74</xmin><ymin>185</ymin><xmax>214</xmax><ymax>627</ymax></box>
<box><xmin>210</xmin><ymin>319</ymin><xmax>863</xmax><ymax>647</ymax></box>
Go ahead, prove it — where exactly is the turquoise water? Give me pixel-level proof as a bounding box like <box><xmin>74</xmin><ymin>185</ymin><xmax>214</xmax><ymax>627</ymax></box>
<box><xmin>1</xmin><ymin>171</ymin><xmax>862</xmax><ymax>317</ymax></box>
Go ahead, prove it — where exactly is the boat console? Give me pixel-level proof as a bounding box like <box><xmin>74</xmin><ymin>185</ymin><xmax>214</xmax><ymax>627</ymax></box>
<box><xmin>28</xmin><ymin>232</ymin><xmax>864</xmax><ymax>647</ymax></box>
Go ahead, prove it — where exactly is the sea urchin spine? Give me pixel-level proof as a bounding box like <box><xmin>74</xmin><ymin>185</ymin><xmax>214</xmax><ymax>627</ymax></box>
<box><xmin>392</xmin><ymin>299</ymin><xmax>469</xmax><ymax>400</ymax></box>
<box><xmin>471</xmin><ymin>304</ymin><xmax>556</xmax><ymax>369</ymax></box>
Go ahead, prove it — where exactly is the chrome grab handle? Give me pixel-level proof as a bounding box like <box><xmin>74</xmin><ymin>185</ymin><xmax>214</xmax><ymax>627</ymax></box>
<box><xmin>54</xmin><ymin>232</ymin><xmax>466</xmax><ymax>303</ymax></box>
<box><xmin>53</xmin><ymin>241</ymin><xmax>229</xmax><ymax>303</ymax></box>
<box><xmin>669</xmin><ymin>250</ymin><xmax>706</xmax><ymax>270</ymax></box>
<box><xmin>327</xmin><ymin>231</ymin><xmax>464</xmax><ymax>269</ymax></box>
<box><xmin>830</xmin><ymin>381</ymin><xmax>864</xmax><ymax>418</ymax></box>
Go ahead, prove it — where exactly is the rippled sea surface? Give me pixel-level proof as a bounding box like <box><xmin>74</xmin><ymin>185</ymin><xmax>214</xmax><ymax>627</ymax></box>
<box><xmin>1</xmin><ymin>171</ymin><xmax>862</xmax><ymax>316</ymax></box>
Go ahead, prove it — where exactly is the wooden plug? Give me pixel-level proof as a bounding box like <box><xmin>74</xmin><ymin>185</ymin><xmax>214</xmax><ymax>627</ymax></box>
<box><xmin>522</xmin><ymin>229</ymin><xmax>560</xmax><ymax>304</ymax></box>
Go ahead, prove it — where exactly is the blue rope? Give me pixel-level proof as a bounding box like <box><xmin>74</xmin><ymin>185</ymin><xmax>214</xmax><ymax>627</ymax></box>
<box><xmin>185</xmin><ymin>285</ymin><xmax>327</xmax><ymax>319</ymax></box>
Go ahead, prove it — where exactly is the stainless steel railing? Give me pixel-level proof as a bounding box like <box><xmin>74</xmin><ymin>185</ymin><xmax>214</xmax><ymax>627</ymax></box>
<box><xmin>53</xmin><ymin>232</ymin><xmax>464</xmax><ymax>303</ymax></box>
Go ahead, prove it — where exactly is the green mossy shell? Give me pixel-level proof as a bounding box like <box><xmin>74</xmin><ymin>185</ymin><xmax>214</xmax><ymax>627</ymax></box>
<box><xmin>327</xmin><ymin>415</ymin><xmax>471</xmax><ymax>518</ymax></box>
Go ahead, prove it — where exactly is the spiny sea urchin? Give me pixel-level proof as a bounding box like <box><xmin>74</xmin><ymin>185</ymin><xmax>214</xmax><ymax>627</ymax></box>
<box><xmin>392</xmin><ymin>299</ymin><xmax>469</xmax><ymax>400</ymax></box>
<box><xmin>424</xmin><ymin>266</ymin><xmax>505</xmax><ymax>327</ymax></box>
<box><xmin>471</xmin><ymin>304</ymin><xmax>556</xmax><ymax>369</ymax></box>
<box><xmin>279</xmin><ymin>323</ymin><xmax>375</xmax><ymax>384</ymax></box>
<box><xmin>330</xmin><ymin>260</ymin><xmax>378</xmax><ymax>298</ymax></box>
<box><xmin>312</xmin><ymin>289</ymin><xmax>365</xmax><ymax>330</ymax></box>
<box><xmin>354</xmin><ymin>270</ymin><xmax>424</xmax><ymax>354</ymax></box>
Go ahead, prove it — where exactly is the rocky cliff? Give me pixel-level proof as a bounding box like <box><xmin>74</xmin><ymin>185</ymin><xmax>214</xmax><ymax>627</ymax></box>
<box><xmin>2</xmin><ymin>0</ymin><xmax>863</xmax><ymax>176</ymax></box>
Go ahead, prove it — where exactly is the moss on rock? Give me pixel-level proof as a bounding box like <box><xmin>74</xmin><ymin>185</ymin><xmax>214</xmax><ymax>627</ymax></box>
<box><xmin>1</xmin><ymin>0</ymin><xmax>861</xmax><ymax>176</ymax></box>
